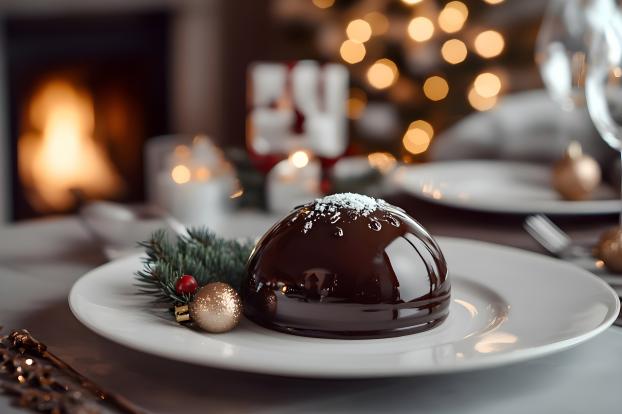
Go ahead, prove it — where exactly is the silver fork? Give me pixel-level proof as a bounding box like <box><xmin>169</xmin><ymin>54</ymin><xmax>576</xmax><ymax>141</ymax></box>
<box><xmin>523</xmin><ymin>214</ymin><xmax>622</xmax><ymax>327</ymax></box>
<box><xmin>523</xmin><ymin>214</ymin><xmax>592</xmax><ymax>259</ymax></box>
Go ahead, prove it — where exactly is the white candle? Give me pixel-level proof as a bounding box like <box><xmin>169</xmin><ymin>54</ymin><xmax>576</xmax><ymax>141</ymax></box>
<box><xmin>155</xmin><ymin>169</ymin><xmax>234</xmax><ymax>230</ymax></box>
<box><xmin>147</xmin><ymin>134</ymin><xmax>237</xmax><ymax>231</ymax></box>
<box><xmin>266</xmin><ymin>151</ymin><xmax>321</xmax><ymax>213</ymax></box>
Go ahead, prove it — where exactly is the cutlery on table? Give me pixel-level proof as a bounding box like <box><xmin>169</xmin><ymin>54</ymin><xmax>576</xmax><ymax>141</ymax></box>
<box><xmin>523</xmin><ymin>214</ymin><xmax>621</xmax><ymax>283</ymax></box>
<box><xmin>523</xmin><ymin>214</ymin><xmax>593</xmax><ymax>259</ymax></box>
<box><xmin>523</xmin><ymin>214</ymin><xmax>622</xmax><ymax>327</ymax></box>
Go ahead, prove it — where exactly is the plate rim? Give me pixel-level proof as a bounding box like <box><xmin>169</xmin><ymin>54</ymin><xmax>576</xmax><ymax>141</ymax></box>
<box><xmin>392</xmin><ymin>160</ymin><xmax>620</xmax><ymax>215</ymax></box>
<box><xmin>68</xmin><ymin>237</ymin><xmax>621</xmax><ymax>378</ymax></box>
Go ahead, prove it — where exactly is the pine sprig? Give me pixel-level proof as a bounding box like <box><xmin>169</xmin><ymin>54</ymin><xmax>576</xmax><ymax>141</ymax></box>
<box><xmin>135</xmin><ymin>228</ymin><xmax>254</xmax><ymax>305</ymax></box>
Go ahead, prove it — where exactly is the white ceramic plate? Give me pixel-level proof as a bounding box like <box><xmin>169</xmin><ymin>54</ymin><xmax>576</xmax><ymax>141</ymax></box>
<box><xmin>69</xmin><ymin>238</ymin><xmax>619</xmax><ymax>378</ymax></box>
<box><xmin>392</xmin><ymin>161</ymin><xmax>620</xmax><ymax>215</ymax></box>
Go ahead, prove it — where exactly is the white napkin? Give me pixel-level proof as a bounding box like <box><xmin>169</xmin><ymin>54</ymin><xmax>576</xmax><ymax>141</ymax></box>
<box><xmin>430</xmin><ymin>89</ymin><xmax>616</xmax><ymax>165</ymax></box>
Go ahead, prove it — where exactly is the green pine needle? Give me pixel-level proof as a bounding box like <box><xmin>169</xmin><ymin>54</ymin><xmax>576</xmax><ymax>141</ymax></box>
<box><xmin>135</xmin><ymin>228</ymin><xmax>254</xmax><ymax>305</ymax></box>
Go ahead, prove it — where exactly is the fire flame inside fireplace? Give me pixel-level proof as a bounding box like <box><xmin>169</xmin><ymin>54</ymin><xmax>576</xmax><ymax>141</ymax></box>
<box><xmin>18</xmin><ymin>79</ymin><xmax>124</xmax><ymax>212</ymax></box>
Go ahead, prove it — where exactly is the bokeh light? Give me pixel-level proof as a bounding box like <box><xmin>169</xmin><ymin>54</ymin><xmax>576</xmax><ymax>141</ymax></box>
<box><xmin>483</xmin><ymin>0</ymin><xmax>504</xmax><ymax>4</ymax></box>
<box><xmin>468</xmin><ymin>87</ymin><xmax>498</xmax><ymax>111</ymax></box>
<box><xmin>474</xmin><ymin>30</ymin><xmax>505</xmax><ymax>58</ymax></box>
<box><xmin>364</xmin><ymin>12</ymin><xmax>389</xmax><ymax>36</ymax></box>
<box><xmin>438</xmin><ymin>1</ymin><xmax>468</xmax><ymax>33</ymax></box>
<box><xmin>473</xmin><ymin>72</ymin><xmax>501</xmax><ymax>98</ymax></box>
<box><xmin>407</xmin><ymin>17</ymin><xmax>434</xmax><ymax>42</ymax></box>
<box><xmin>368</xmin><ymin>152</ymin><xmax>397</xmax><ymax>173</ymax></box>
<box><xmin>171</xmin><ymin>165</ymin><xmax>191</xmax><ymax>184</ymax></box>
<box><xmin>289</xmin><ymin>150</ymin><xmax>310</xmax><ymax>168</ymax></box>
<box><xmin>409</xmin><ymin>120</ymin><xmax>434</xmax><ymax>138</ymax></box>
<box><xmin>340</xmin><ymin>40</ymin><xmax>366</xmax><ymax>64</ymax></box>
<box><xmin>447</xmin><ymin>1</ymin><xmax>469</xmax><ymax>16</ymax></box>
<box><xmin>441</xmin><ymin>39</ymin><xmax>468</xmax><ymax>64</ymax></box>
<box><xmin>346</xmin><ymin>19</ymin><xmax>372</xmax><ymax>43</ymax></box>
<box><xmin>194</xmin><ymin>167</ymin><xmax>211</xmax><ymax>182</ymax></box>
<box><xmin>423</xmin><ymin>76</ymin><xmax>449</xmax><ymax>101</ymax></box>
<box><xmin>313</xmin><ymin>0</ymin><xmax>335</xmax><ymax>9</ymax></box>
<box><xmin>312</xmin><ymin>0</ymin><xmax>335</xmax><ymax>8</ymax></box>
<box><xmin>367</xmin><ymin>59</ymin><xmax>399</xmax><ymax>89</ymax></box>
<box><xmin>401</xmin><ymin>0</ymin><xmax>423</xmax><ymax>5</ymax></box>
<box><xmin>403</xmin><ymin>121</ymin><xmax>433</xmax><ymax>154</ymax></box>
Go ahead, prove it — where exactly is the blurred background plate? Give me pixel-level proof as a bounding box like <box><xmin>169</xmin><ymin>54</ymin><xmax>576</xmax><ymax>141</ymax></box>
<box><xmin>392</xmin><ymin>160</ymin><xmax>620</xmax><ymax>215</ymax></box>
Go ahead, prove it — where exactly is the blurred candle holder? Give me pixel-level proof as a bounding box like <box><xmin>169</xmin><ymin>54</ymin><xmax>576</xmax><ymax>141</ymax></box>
<box><xmin>266</xmin><ymin>150</ymin><xmax>321</xmax><ymax>213</ymax></box>
<box><xmin>145</xmin><ymin>134</ymin><xmax>238</xmax><ymax>230</ymax></box>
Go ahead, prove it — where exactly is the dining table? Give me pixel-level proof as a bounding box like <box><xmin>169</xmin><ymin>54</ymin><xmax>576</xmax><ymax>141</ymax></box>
<box><xmin>1</xmin><ymin>194</ymin><xmax>621</xmax><ymax>414</ymax></box>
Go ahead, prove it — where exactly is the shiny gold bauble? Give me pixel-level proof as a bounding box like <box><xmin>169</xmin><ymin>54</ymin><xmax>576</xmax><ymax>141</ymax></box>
<box><xmin>552</xmin><ymin>142</ymin><xmax>601</xmax><ymax>201</ymax></box>
<box><xmin>597</xmin><ymin>227</ymin><xmax>622</xmax><ymax>273</ymax></box>
<box><xmin>189</xmin><ymin>282</ymin><xmax>242</xmax><ymax>333</ymax></box>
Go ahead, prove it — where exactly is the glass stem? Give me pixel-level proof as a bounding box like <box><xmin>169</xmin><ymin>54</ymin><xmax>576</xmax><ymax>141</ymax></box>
<box><xmin>558</xmin><ymin>107</ymin><xmax>574</xmax><ymax>153</ymax></box>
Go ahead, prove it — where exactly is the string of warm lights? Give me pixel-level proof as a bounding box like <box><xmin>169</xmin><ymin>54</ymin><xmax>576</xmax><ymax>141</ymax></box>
<box><xmin>309</xmin><ymin>0</ymin><xmax>507</xmax><ymax>157</ymax></box>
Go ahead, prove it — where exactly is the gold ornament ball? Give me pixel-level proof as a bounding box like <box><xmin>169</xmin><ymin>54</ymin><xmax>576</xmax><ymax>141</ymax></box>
<box><xmin>189</xmin><ymin>282</ymin><xmax>242</xmax><ymax>333</ymax></box>
<box><xmin>552</xmin><ymin>142</ymin><xmax>601</xmax><ymax>201</ymax></box>
<box><xmin>597</xmin><ymin>227</ymin><xmax>622</xmax><ymax>273</ymax></box>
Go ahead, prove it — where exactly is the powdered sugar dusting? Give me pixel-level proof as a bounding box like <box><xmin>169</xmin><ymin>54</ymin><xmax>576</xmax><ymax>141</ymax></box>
<box><xmin>297</xmin><ymin>193</ymin><xmax>389</xmax><ymax>234</ymax></box>
<box><xmin>315</xmin><ymin>193</ymin><xmax>384</xmax><ymax>217</ymax></box>
<box><xmin>303</xmin><ymin>221</ymin><xmax>313</xmax><ymax>233</ymax></box>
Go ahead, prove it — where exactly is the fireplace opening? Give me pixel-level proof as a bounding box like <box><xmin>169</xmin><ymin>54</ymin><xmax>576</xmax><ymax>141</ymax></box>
<box><xmin>18</xmin><ymin>77</ymin><xmax>125</xmax><ymax>213</ymax></box>
<box><xmin>6</xmin><ymin>11</ymin><xmax>171</xmax><ymax>220</ymax></box>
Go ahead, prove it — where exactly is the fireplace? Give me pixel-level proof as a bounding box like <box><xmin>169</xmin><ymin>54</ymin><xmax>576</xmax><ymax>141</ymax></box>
<box><xmin>5</xmin><ymin>11</ymin><xmax>171</xmax><ymax>220</ymax></box>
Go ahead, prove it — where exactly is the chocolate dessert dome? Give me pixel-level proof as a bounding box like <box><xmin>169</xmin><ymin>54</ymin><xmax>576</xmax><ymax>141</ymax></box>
<box><xmin>242</xmin><ymin>193</ymin><xmax>450</xmax><ymax>339</ymax></box>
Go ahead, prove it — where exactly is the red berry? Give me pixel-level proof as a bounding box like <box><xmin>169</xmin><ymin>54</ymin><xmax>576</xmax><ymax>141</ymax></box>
<box><xmin>175</xmin><ymin>274</ymin><xmax>198</xmax><ymax>295</ymax></box>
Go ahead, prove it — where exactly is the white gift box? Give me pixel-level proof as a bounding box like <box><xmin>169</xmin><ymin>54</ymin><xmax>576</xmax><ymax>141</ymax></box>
<box><xmin>247</xmin><ymin>60</ymin><xmax>348</xmax><ymax>158</ymax></box>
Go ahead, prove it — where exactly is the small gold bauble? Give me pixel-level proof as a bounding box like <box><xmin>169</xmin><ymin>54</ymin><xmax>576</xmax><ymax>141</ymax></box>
<box><xmin>552</xmin><ymin>142</ymin><xmax>601</xmax><ymax>201</ymax></box>
<box><xmin>597</xmin><ymin>227</ymin><xmax>622</xmax><ymax>273</ymax></box>
<box><xmin>189</xmin><ymin>282</ymin><xmax>242</xmax><ymax>333</ymax></box>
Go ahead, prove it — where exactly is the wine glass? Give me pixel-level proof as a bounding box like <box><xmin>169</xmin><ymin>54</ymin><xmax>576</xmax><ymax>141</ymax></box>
<box><xmin>586</xmin><ymin>10</ymin><xmax>622</xmax><ymax>224</ymax></box>
<box><xmin>536</xmin><ymin>0</ymin><xmax>617</xmax><ymax>149</ymax></box>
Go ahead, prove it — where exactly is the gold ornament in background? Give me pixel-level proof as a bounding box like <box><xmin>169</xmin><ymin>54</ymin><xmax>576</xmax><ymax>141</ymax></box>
<box><xmin>552</xmin><ymin>142</ymin><xmax>601</xmax><ymax>201</ymax></box>
<box><xmin>597</xmin><ymin>227</ymin><xmax>622</xmax><ymax>273</ymax></box>
<box><xmin>189</xmin><ymin>282</ymin><xmax>242</xmax><ymax>333</ymax></box>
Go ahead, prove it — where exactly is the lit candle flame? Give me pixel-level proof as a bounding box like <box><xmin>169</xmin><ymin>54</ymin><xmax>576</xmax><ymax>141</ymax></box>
<box><xmin>289</xmin><ymin>150</ymin><xmax>310</xmax><ymax>168</ymax></box>
<box><xmin>171</xmin><ymin>164</ymin><xmax>192</xmax><ymax>184</ymax></box>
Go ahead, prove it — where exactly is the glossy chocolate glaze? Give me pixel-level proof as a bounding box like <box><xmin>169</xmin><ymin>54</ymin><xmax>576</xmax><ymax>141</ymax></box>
<box><xmin>242</xmin><ymin>196</ymin><xmax>450</xmax><ymax>339</ymax></box>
